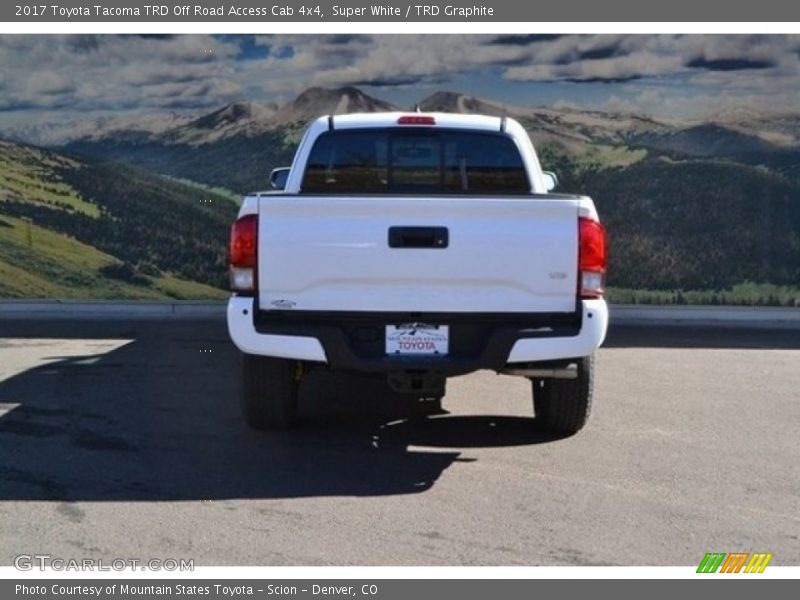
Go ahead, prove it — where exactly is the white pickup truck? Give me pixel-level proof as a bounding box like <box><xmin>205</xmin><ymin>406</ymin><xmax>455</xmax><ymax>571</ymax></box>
<box><xmin>227</xmin><ymin>112</ymin><xmax>608</xmax><ymax>434</ymax></box>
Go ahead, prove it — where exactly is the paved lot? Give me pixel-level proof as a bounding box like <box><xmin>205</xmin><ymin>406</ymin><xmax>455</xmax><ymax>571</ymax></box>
<box><xmin>0</xmin><ymin>320</ymin><xmax>798</xmax><ymax>566</ymax></box>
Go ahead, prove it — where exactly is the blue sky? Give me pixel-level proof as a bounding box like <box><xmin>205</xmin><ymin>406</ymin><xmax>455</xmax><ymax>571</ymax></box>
<box><xmin>0</xmin><ymin>34</ymin><xmax>799</xmax><ymax>133</ymax></box>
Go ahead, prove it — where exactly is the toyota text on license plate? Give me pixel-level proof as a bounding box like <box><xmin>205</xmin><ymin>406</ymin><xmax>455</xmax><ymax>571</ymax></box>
<box><xmin>386</xmin><ymin>324</ymin><xmax>449</xmax><ymax>356</ymax></box>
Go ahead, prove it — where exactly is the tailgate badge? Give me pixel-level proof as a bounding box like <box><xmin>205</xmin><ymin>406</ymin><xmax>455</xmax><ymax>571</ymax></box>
<box><xmin>270</xmin><ymin>299</ymin><xmax>296</xmax><ymax>309</ymax></box>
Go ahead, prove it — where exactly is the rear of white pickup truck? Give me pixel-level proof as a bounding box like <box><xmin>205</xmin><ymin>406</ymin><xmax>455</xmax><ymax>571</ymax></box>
<box><xmin>228</xmin><ymin>112</ymin><xmax>608</xmax><ymax>434</ymax></box>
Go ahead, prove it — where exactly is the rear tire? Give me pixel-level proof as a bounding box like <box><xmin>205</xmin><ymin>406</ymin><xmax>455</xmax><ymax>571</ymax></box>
<box><xmin>531</xmin><ymin>354</ymin><xmax>594</xmax><ymax>435</ymax></box>
<box><xmin>240</xmin><ymin>354</ymin><xmax>299</xmax><ymax>430</ymax></box>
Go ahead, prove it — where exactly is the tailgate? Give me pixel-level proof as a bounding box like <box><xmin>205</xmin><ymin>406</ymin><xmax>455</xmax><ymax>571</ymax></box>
<box><xmin>257</xmin><ymin>195</ymin><xmax>579</xmax><ymax>314</ymax></box>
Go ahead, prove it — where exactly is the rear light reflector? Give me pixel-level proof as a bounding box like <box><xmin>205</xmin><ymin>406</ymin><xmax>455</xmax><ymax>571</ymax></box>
<box><xmin>397</xmin><ymin>115</ymin><xmax>436</xmax><ymax>125</ymax></box>
<box><xmin>579</xmin><ymin>216</ymin><xmax>608</xmax><ymax>298</ymax></box>
<box><xmin>229</xmin><ymin>267</ymin><xmax>255</xmax><ymax>293</ymax></box>
<box><xmin>229</xmin><ymin>214</ymin><xmax>257</xmax><ymax>293</ymax></box>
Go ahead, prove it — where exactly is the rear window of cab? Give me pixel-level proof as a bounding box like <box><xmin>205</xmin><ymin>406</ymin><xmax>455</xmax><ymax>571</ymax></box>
<box><xmin>301</xmin><ymin>128</ymin><xmax>530</xmax><ymax>194</ymax></box>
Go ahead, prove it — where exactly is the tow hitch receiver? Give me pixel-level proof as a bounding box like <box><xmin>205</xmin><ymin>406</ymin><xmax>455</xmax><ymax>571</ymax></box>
<box><xmin>387</xmin><ymin>371</ymin><xmax>446</xmax><ymax>396</ymax></box>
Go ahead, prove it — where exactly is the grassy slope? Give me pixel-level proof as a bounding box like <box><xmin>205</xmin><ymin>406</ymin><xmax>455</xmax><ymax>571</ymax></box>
<box><xmin>0</xmin><ymin>141</ymin><xmax>100</xmax><ymax>217</ymax></box>
<box><xmin>161</xmin><ymin>174</ymin><xmax>242</xmax><ymax>205</ymax></box>
<box><xmin>0</xmin><ymin>215</ymin><xmax>225</xmax><ymax>299</ymax></box>
<box><xmin>0</xmin><ymin>140</ymin><xmax>231</xmax><ymax>300</ymax></box>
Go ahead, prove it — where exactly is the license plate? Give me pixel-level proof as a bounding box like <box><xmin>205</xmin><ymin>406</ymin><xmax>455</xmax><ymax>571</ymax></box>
<box><xmin>386</xmin><ymin>323</ymin><xmax>449</xmax><ymax>356</ymax></box>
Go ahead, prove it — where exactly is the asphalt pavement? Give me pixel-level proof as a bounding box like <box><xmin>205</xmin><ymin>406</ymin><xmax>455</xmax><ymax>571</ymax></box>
<box><xmin>0</xmin><ymin>320</ymin><xmax>798</xmax><ymax>566</ymax></box>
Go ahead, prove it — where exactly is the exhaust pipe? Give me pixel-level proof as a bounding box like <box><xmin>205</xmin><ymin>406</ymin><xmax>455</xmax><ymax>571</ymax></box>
<box><xmin>500</xmin><ymin>364</ymin><xmax>578</xmax><ymax>379</ymax></box>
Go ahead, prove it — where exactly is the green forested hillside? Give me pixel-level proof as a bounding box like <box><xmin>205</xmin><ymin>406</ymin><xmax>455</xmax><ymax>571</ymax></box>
<box><xmin>65</xmin><ymin>130</ymin><xmax>299</xmax><ymax>194</ymax></box>
<box><xmin>0</xmin><ymin>140</ymin><xmax>233</xmax><ymax>299</ymax></box>
<box><xmin>566</xmin><ymin>157</ymin><xmax>800</xmax><ymax>290</ymax></box>
<box><xmin>538</xmin><ymin>144</ymin><xmax>800</xmax><ymax>302</ymax></box>
<box><xmin>0</xmin><ymin>215</ymin><xmax>225</xmax><ymax>299</ymax></box>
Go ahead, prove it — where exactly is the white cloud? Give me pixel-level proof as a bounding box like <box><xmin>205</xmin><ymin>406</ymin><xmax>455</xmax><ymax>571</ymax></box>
<box><xmin>0</xmin><ymin>35</ymin><xmax>242</xmax><ymax>113</ymax></box>
<box><xmin>25</xmin><ymin>71</ymin><xmax>75</xmax><ymax>95</ymax></box>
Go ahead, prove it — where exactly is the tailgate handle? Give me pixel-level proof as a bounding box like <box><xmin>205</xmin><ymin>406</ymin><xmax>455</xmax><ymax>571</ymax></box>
<box><xmin>388</xmin><ymin>226</ymin><xmax>449</xmax><ymax>249</ymax></box>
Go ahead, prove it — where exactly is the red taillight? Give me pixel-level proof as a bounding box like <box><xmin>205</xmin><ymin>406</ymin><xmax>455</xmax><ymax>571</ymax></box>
<box><xmin>397</xmin><ymin>115</ymin><xmax>436</xmax><ymax>126</ymax></box>
<box><xmin>579</xmin><ymin>216</ymin><xmax>608</xmax><ymax>298</ymax></box>
<box><xmin>229</xmin><ymin>214</ymin><xmax>257</xmax><ymax>293</ymax></box>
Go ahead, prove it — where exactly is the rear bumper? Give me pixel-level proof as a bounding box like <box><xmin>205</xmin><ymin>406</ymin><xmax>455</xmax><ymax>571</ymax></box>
<box><xmin>227</xmin><ymin>296</ymin><xmax>327</xmax><ymax>362</ymax></box>
<box><xmin>227</xmin><ymin>296</ymin><xmax>608</xmax><ymax>375</ymax></box>
<box><xmin>507</xmin><ymin>299</ymin><xmax>607</xmax><ymax>363</ymax></box>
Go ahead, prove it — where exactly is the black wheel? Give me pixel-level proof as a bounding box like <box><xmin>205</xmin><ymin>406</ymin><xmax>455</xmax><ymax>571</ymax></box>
<box><xmin>240</xmin><ymin>354</ymin><xmax>299</xmax><ymax>430</ymax></box>
<box><xmin>532</xmin><ymin>354</ymin><xmax>594</xmax><ymax>435</ymax></box>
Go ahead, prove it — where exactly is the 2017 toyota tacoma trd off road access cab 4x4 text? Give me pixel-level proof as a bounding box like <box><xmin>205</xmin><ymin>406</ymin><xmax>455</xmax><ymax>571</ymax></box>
<box><xmin>227</xmin><ymin>112</ymin><xmax>608</xmax><ymax>434</ymax></box>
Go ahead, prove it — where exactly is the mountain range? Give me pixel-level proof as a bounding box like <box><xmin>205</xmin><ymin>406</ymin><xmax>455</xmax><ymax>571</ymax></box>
<box><xmin>12</xmin><ymin>86</ymin><xmax>800</xmax><ymax>158</ymax></box>
<box><xmin>42</xmin><ymin>87</ymin><xmax>800</xmax><ymax>192</ymax></box>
